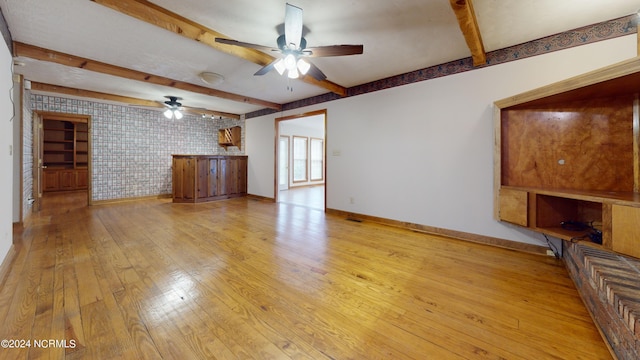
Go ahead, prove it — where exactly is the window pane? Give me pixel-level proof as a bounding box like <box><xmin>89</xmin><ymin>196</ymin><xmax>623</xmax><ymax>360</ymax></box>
<box><xmin>293</xmin><ymin>136</ymin><xmax>308</xmax><ymax>182</ymax></box>
<box><xmin>310</xmin><ymin>138</ymin><xmax>323</xmax><ymax>181</ymax></box>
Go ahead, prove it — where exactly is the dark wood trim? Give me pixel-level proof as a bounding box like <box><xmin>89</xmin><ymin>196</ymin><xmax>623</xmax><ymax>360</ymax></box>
<box><xmin>34</xmin><ymin>111</ymin><xmax>90</xmax><ymax>123</ymax></box>
<box><xmin>276</xmin><ymin>109</ymin><xmax>327</xmax><ymax>122</ymax></box>
<box><xmin>326</xmin><ymin>208</ymin><xmax>549</xmax><ymax>255</ymax></box>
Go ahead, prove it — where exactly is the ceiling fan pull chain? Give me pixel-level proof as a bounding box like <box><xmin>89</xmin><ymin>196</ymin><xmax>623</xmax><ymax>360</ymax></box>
<box><xmin>287</xmin><ymin>78</ymin><xmax>294</xmax><ymax>92</ymax></box>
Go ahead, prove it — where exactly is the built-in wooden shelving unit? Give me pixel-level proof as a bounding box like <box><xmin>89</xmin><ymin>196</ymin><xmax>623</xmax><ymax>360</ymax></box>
<box><xmin>494</xmin><ymin>56</ymin><xmax>640</xmax><ymax>259</ymax></box>
<box><xmin>43</xmin><ymin>119</ymin><xmax>88</xmax><ymax>192</ymax></box>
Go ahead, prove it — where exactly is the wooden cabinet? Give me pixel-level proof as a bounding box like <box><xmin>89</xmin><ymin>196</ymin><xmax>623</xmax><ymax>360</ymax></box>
<box><xmin>498</xmin><ymin>188</ymin><xmax>528</xmax><ymax>227</ymax></box>
<box><xmin>172</xmin><ymin>155</ymin><xmax>247</xmax><ymax>203</ymax></box>
<box><xmin>611</xmin><ymin>205</ymin><xmax>640</xmax><ymax>257</ymax></box>
<box><xmin>42</xmin><ymin>119</ymin><xmax>89</xmax><ymax>192</ymax></box>
<box><xmin>495</xmin><ymin>57</ymin><xmax>640</xmax><ymax>258</ymax></box>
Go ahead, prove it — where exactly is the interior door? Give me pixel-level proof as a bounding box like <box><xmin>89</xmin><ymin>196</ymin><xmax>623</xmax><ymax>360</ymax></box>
<box><xmin>33</xmin><ymin>112</ymin><xmax>43</xmax><ymax>212</ymax></box>
<box><xmin>278</xmin><ymin>136</ymin><xmax>290</xmax><ymax>191</ymax></box>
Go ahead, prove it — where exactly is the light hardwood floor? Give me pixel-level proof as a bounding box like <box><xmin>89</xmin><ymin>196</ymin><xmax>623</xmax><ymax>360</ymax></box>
<box><xmin>0</xmin><ymin>192</ymin><xmax>611</xmax><ymax>359</ymax></box>
<box><xmin>278</xmin><ymin>186</ymin><xmax>324</xmax><ymax>210</ymax></box>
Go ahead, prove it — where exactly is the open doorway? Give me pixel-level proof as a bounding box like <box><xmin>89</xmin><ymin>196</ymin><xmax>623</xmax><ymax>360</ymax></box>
<box><xmin>33</xmin><ymin>111</ymin><xmax>92</xmax><ymax>212</ymax></box>
<box><xmin>275</xmin><ymin>110</ymin><xmax>326</xmax><ymax>210</ymax></box>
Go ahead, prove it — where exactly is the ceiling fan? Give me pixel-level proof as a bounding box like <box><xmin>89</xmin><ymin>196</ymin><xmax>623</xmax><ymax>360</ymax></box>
<box><xmin>162</xmin><ymin>96</ymin><xmax>184</xmax><ymax>119</ymax></box>
<box><xmin>129</xmin><ymin>96</ymin><xmax>230</xmax><ymax>120</ymax></box>
<box><xmin>215</xmin><ymin>3</ymin><xmax>363</xmax><ymax>81</ymax></box>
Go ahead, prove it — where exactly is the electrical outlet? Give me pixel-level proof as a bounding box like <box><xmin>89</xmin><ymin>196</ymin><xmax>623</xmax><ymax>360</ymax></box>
<box><xmin>349</xmin><ymin>197</ymin><xmax>355</xmax><ymax>204</ymax></box>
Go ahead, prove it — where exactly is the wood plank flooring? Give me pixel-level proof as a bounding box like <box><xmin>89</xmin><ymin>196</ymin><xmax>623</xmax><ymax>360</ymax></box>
<box><xmin>0</xmin><ymin>192</ymin><xmax>611</xmax><ymax>359</ymax></box>
<box><xmin>278</xmin><ymin>186</ymin><xmax>324</xmax><ymax>210</ymax></box>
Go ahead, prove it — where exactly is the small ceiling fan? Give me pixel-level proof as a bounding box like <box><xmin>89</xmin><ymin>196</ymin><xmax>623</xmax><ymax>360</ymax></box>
<box><xmin>162</xmin><ymin>96</ymin><xmax>184</xmax><ymax>119</ymax></box>
<box><xmin>215</xmin><ymin>3</ymin><xmax>363</xmax><ymax>81</ymax></box>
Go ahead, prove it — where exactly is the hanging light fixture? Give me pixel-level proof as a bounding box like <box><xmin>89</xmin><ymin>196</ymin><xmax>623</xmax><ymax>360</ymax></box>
<box><xmin>297</xmin><ymin>58</ymin><xmax>310</xmax><ymax>75</ymax></box>
<box><xmin>273</xmin><ymin>53</ymin><xmax>310</xmax><ymax>79</ymax></box>
<box><xmin>163</xmin><ymin>108</ymin><xmax>183</xmax><ymax>119</ymax></box>
<box><xmin>162</xmin><ymin>96</ymin><xmax>184</xmax><ymax>119</ymax></box>
<box><xmin>274</xmin><ymin>59</ymin><xmax>286</xmax><ymax>75</ymax></box>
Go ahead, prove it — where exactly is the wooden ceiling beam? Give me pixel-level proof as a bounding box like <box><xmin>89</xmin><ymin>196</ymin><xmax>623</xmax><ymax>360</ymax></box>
<box><xmin>449</xmin><ymin>0</ymin><xmax>486</xmax><ymax>67</ymax></box>
<box><xmin>92</xmin><ymin>0</ymin><xmax>348</xmax><ymax>97</ymax></box>
<box><xmin>14</xmin><ymin>42</ymin><xmax>280</xmax><ymax>110</ymax></box>
<box><xmin>30</xmin><ymin>82</ymin><xmax>242</xmax><ymax>119</ymax></box>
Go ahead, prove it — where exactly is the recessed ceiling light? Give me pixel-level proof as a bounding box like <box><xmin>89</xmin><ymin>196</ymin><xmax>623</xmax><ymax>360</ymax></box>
<box><xmin>199</xmin><ymin>71</ymin><xmax>225</xmax><ymax>86</ymax></box>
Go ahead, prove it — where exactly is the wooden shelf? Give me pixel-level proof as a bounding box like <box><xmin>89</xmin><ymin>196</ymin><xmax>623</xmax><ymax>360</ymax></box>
<box><xmin>218</xmin><ymin>126</ymin><xmax>241</xmax><ymax>150</ymax></box>
<box><xmin>533</xmin><ymin>226</ymin><xmax>593</xmax><ymax>241</ymax></box>
<box><xmin>502</xmin><ymin>186</ymin><xmax>640</xmax><ymax>208</ymax></box>
<box><xmin>42</xmin><ymin>119</ymin><xmax>89</xmax><ymax>192</ymax></box>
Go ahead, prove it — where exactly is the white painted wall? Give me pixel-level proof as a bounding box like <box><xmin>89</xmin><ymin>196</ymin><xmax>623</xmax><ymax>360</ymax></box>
<box><xmin>0</xmin><ymin>40</ymin><xmax>14</xmax><ymax>265</ymax></box>
<box><xmin>246</xmin><ymin>35</ymin><xmax>637</xmax><ymax>247</ymax></box>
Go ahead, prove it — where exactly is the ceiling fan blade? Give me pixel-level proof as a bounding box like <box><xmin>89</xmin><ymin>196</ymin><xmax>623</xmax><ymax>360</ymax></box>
<box><xmin>215</xmin><ymin>38</ymin><xmax>278</xmax><ymax>53</ymax></box>
<box><xmin>254</xmin><ymin>58</ymin><xmax>282</xmax><ymax>76</ymax></box>
<box><xmin>305</xmin><ymin>61</ymin><xmax>327</xmax><ymax>81</ymax></box>
<box><xmin>304</xmin><ymin>44</ymin><xmax>364</xmax><ymax>57</ymax></box>
<box><xmin>284</xmin><ymin>3</ymin><xmax>303</xmax><ymax>50</ymax></box>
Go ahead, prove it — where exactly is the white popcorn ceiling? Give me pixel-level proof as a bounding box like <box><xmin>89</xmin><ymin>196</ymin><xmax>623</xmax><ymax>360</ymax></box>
<box><xmin>2</xmin><ymin>0</ymin><xmax>639</xmax><ymax>115</ymax></box>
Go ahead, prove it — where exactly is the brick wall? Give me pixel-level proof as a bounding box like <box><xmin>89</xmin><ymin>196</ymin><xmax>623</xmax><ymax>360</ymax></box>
<box><xmin>564</xmin><ymin>241</ymin><xmax>640</xmax><ymax>360</ymax></box>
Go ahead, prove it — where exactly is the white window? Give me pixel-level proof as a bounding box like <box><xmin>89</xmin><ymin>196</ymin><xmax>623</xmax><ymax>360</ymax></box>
<box><xmin>293</xmin><ymin>136</ymin><xmax>308</xmax><ymax>182</ymax></box>
<box><xmin>310</xmin><ymin>138</ymin><xmax>324</xmax><ymax>181</ymax></box>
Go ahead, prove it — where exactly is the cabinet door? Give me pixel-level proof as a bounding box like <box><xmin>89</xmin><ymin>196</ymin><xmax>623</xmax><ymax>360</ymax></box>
<box><xmin>172</xmin><ymin>158</ymin><xmax>184</xmax><ymax>200</ymax></box>
<box><xmin>237</xmin><ymin>157</ymin><xmax>247</xmax><ymax>194</ymax></box>
<box><xmin>208</xmin><ymin>159</ymin><xmax>218</xmax><ymax>197</ymax></box>
<box><xmin>76</xmin><ymin>169</ymin><xmax>88</xmax><ymax>189</ymax></box>
<box><xmin>182</xmin><ymin>158</ymin><xmax>196</xmax><ymax>199</ymax></box>
<box><xmin>612</xmin><ymin>205</ymin><xmax>640</xmax><ymax>258</ymax></box>
<box><xmin>196</xmin><ymin>158</ymin><xmax>209</xmax><ymax>199</ymax></box>
<box><xmin>218</xmin><ymin>158</ymin><xmax>228</xmax><ymax>196</ymax></box>
<box><xmin>59</xmin><ymin>170</ymin><xmax>76</xmax><ymax>190</ymax></box>
<box><xmin>228</xmin><ymin>158</ymin><xmax>238</xmax><ymax>195</ymax></box>
<box><xmin>43</xmin><ymin>170</ymin><xmax>59</xmax><ymax>192</ymax></box>
<box><xmin>498</xmin><ymin>188</ymin><xmax>528</xmax><ymax>227</ymax></box>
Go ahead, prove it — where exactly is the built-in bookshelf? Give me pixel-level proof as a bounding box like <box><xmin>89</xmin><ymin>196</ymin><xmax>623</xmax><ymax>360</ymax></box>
<box><xmin>43</xmin><ymin>119</ymin><xmax>88</xmax><ymax>191</ymax></box>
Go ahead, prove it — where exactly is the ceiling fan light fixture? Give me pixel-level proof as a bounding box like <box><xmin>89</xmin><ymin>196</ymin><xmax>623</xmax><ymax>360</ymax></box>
<box><xmin>198</xmin><ymin>71</ymin><xmax>225</xmax><ymax>86</ymax></box>
<box><xmin>274</xmin><ymin>59</ymin><xmax>286</xmax><ymax>75</ymax></box>
<box><xmin>297</xmin><ymin>58</ymin><xmax>310</xmax><ymax>75</ymax></box>
<box><xmin>164</xmin><ymin>109</ymin><xmax>173</xmax><ymax>119</ymax></box>
<box><xmin>283</xmin><ymin>54</ymin><xmax>297</xmax><ymax>71</ymax></box>
<box><xmin>287</xmin><ymin>67</ymin><xmax>299</xmax><ymax>79</ymax></box>
<box><xmin>174</xmin><ymin>110</ymin><xmax>183</xmax><ymax>120</ymax></box>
